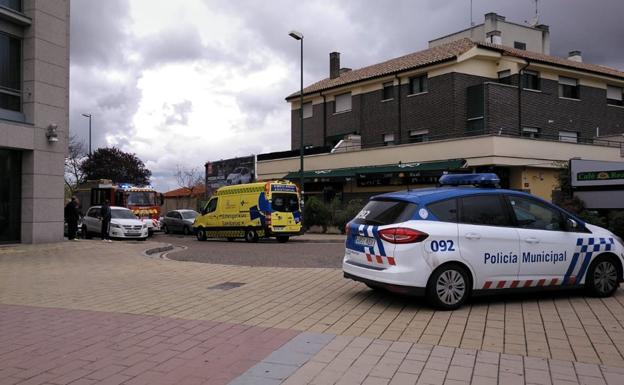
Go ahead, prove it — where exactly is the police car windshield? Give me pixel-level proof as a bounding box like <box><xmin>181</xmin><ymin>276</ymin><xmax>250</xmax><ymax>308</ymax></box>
<box><xmin>272</xmin><ymin>193</ymin><xmax>299</xmax><ymax>212</ymax></box>
<box><xmin>353</xmin><ymin>199</ymin><xmax>418</xmax><ymax>225</ymax></box>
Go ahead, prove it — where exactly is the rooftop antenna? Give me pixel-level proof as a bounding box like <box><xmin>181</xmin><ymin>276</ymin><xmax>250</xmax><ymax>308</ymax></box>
<box><xmin>526</xmin><ymin>0</ymin><xmax>540</xmax><ymax>27</ymax></box>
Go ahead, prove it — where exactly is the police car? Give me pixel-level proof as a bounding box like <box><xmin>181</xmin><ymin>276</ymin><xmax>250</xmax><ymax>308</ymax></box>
<box><xmin>343</xmin><ymin>173</ymin><xmax>624</xmax><ymax>310</ymax></box>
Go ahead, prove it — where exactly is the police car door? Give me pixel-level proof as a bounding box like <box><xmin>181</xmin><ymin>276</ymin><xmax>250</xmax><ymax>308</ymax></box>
<box><xmin>458</xmin><ymin>195</ymin><xmax>521</xmax><ymax>289</ymax></box>
<box><xmin>506</xmin><ymin>195</ymin><xmax>579</xmax><ymax>285</ymax></box>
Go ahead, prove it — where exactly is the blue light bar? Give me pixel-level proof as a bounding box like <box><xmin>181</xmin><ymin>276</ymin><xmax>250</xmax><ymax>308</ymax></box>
<box><xmin>439</xmin><ymin>173</ymin><xmax>500</xmax><ymax>187</ymax></box>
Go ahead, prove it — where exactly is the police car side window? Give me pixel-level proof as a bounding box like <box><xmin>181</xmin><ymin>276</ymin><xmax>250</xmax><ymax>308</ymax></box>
<box><xmin>459</xmin><ymin>195</ymin><xmax>510</xmax><ymax>227</ymax></box>
<box><xmin>427</xmin><ymin>199</ymin><xmax>457</xmax><ymax>222</ymax></box>
<box><xmin>507</xmin><ymin>195</ymin><xmax>563</xmax><ymax>231</ymax></box>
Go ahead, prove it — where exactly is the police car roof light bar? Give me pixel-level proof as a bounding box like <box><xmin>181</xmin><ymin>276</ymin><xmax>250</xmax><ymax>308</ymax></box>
<box><xmin>438</xmin><ymin>173</ymin><xmax>500</xmax><ymax>188</ymax></box>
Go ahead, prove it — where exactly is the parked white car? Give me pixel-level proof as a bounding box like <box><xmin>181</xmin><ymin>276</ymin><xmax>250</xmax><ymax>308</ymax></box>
<box><xmin>82</xmin><ymin>206</ymin><xmax>148</xmax><ymax>241</ymax></box>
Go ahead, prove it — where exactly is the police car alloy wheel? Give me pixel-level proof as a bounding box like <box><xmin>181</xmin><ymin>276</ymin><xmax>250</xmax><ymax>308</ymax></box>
<box><xmin>426</xmin><ymin>265</ymin><xmax>470</xmax><ymax>310</ymax></box>
<box><xmin>196</xmin><ymin>228</ymin><xmax>207</xmax><ymax>241</ymax></box>
<box><xmin>586</xmin><ymin>257</ymin><xmax>619</xmax><ymax>297</ymax></box>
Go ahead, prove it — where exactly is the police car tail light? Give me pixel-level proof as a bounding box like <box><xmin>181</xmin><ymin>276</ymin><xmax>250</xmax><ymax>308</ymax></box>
<box><xmin>379</xmin><ymin>228</ymin><xmax>428</xmax><ymax>244</ymax></box>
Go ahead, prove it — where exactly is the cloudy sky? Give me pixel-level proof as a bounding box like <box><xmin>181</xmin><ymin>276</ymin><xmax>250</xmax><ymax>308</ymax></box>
<box><xmin>69</xmin><ymin>0</ymin><xmax>624</xmax><ymax>191</ymax></box>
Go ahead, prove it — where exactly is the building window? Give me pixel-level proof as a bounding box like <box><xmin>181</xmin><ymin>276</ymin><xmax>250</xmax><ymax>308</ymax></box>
<box><xmin>521</xmin><ymin>127</ymin><xmax>540</xmax><ymax>138</ymax></box>
<box><xmin>0</xmin><ymin>0</ymin><xmax>22</xmax><ymax>12</ymax></box>
<box><xmin>522</xmin><ymin>70</ymin><xmax>540</xmax><ymax>91</ymax></box>
<box><xmin>514</xmin><ymin>41</ymin><xmax>527</xmax><ymax>50</ymax></box>
<box><xmin>383</xmin><ymin>133</ymin><xmax>395</xmax><ymax>146</ymax></box>
<box><xmin>0</xmin><ymin>32</ymin><xmax>21</xmax><ymax>113</ymax></box>
<box><xmin>497</xmin><ymin>70</ymin><xmax>511</xmax><ymax>85</ymax></box>
<box><xmin>409</xmin><ymin>129</ymin><xmax>429</xmax><ymax>143</ymax></box>
<box><xmin>559</xmin><ymin>76</ymin><xmax>580</xmax><ymax>99</ymax></box>
<box><xmin>302</xmin><ymin>102</ymin><xmax>312</xmax><ymax>118</ymax></box>
<box><xmin>607</xmin><ymin>85</ymin><xmax>623</xmax><ymax>106</ymax></box>
<box><xmin>559</xmin><ymin>131</ymin><xmax>578</xmax><ymax>143</ymax></box>
<box><xmin>382</xmin><ymin>82</ymin><xmax>394</xmax><ymax>100</ymax></box>
<box><xmin>409</xmin><ymin>74</ymin><xmax>428</xmax><ymax>95</ymax></box>
<box><xmin>334</xmin><ymin>92</ymin><xmax>351</xmax><ymax>113</ymax></box>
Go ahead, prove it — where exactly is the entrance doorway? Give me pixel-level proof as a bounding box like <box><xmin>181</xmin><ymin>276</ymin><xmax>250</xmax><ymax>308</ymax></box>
<box><xmin>0</xmin><ymin>149</ymin><xmax>21</xmax><ymax>243</ymax></box>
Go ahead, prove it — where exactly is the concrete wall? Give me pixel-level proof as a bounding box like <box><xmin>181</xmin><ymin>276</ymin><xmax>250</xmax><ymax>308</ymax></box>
<box><xmin>0</xmin><ymin>0</ymin><xmax>70</xmax><ymax>243</ymax></box>
<box><xmin>258</xmin><ymin>136</ymin><xmax>624</xmax><ymax>181</ymax></box>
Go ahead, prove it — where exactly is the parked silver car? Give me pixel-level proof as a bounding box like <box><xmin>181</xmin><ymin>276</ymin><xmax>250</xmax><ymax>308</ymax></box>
<box><xmin>82</xmin><ymin>206</ymin><xmax>148</xmax><ymax>240</ymax></box>
<box><xmin>226</xmin><ymin>167</ymin><xmax>252</xmax><ymax>185</ymax></box>
<box><xmin>161</xmin><ymin>209</ymin><xmax>199</xmax><ymax>235</ymax></box>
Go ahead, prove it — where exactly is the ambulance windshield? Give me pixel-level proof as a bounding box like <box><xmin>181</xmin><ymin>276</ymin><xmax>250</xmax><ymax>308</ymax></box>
<box><xmin>271</xmin><ymin>194</ymin><xmax>299</xmax><ymax>212</ymax></box>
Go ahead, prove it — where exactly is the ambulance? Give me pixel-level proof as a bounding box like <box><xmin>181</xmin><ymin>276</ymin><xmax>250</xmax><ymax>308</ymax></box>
<box><xmin>193</xmin><ymin>180</ymin><xmax>302</xmax><ymax>243</ymax></box>
<box><xmin>343</xmin><ymin>173</ymin><xmax>624</xmax><ymax>309</ymax></box>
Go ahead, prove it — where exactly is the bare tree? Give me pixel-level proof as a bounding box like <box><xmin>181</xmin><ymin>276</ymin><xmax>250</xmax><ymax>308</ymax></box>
<box><xmin>174</xmin><ymin>165</ymin><xmax>204</xmax><ymax>197</ymax></box>
<box><xmin>65</xmin><ymin>134</ymin><xmax>87</xmax><ymax>196</ymax></box>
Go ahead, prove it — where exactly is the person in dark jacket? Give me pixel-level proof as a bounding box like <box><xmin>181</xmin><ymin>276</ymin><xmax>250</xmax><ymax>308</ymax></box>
<box><xmin>64</xmin><ymin>196</ymin><xmax>81</xmax><ymax>240</ymax></box>
<box><xmin>100</xmin><ymin>200</ymin><xmax>112</xmax><ymax>242</ymax></box>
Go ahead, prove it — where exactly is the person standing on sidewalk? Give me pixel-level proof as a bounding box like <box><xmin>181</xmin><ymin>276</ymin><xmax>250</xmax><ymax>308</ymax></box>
<box><xmin>100</xmin><ymin>200</ymin><xmax>112</xmax><ymax>242</ymax></box>
<box><xmin>64</xmin><ymin>196</ymin><xmax>81</xmax><ymax>240</ymax></box>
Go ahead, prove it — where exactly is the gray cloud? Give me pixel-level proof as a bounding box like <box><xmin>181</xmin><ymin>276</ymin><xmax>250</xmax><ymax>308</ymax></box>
<box><xmin>165</xmin><ymin>100</ymin><xmax>193</xmax><ymax>126</ymax></box>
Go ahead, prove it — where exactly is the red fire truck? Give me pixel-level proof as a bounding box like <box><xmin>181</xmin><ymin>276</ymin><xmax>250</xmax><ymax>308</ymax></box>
<box><xmin>74</xmin><ymin>180</ymin><xmax>163</xmax><ymax>235</ymax></box>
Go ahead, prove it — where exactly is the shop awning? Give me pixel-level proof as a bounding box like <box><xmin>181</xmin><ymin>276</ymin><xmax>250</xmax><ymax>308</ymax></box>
<box><xmin>283</xmin><ymin>159</ymin><xmax>466</xmax><ymax>180</ymax></box>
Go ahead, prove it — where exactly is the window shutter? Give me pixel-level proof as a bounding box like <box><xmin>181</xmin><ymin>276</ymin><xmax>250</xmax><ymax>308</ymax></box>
<box><xmin>559</xmin><ymin>76</ymin><xmax>578</xmax><ymax>86</ymax></box>
<box><xmin>335</xmin><ymin>93</ymin><xmax>352</xmax><ymax>112</ymax></box>
<box><xmin>607</xmin><ymin>86</ymin><xmax>623</xmax><ymax>101</ymax></box>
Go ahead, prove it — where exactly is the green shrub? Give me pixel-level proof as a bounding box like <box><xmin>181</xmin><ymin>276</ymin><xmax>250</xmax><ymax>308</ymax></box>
<box><xmin>303</xmin><ymin>196</ymin><xmax>331</xmax><ymax>232</ymax></box>
<box><xmin>333</xmin><ymin>199</ymin><xmax>365</xmax><ymax>233</ymax></box>
<box><xmin>608</xmin><ymin>211</ymin><xmax>624</xmax><ymax>238</ymax></box>
<box><xmin>578</xmin><ymin>210</ymin><xmax>607</xmax><ymax>228</ymax></box>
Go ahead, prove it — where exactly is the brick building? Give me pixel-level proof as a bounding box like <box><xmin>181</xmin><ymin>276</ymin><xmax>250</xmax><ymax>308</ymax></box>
<box><xmin>256</xmin><ymin>13</ymin><xmax>624</xmax><ymax>202</ymax></box>
<box><xmin>0</xmin><ymin>0</ymin><xmax>70</xmax><ymax>243</ymax></box>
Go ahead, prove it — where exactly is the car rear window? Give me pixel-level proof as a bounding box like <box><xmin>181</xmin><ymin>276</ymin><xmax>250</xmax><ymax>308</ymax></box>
<box><xmin>459</xmin><ymin>195</ymin><xmax>510</xmax><ymax>226</ymax></box>
<box><xmin>352</xmin><ymin>199</ymin><xmax>418</xmax><ymax>225</ymax></box>
<box><xmin>271</xmin><ymin>193</ymin><xmax>299</xmax><ymax>212</ymax></box>
<box><xmin>427</xmin><ymin>199</ymin><xmax>457</xmax><ymax>222</ymax></box>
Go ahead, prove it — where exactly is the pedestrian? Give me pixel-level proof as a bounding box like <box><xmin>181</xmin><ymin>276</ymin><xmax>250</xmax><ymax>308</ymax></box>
<box><xmin>100</xmin><ymin>200</ymin><xmax>112</xmax><ymax>242</ymax></box>
<box><xmin>64</xmin><ymin>196</ymin><xmax>80</xmax><ymax>240</ymax></box>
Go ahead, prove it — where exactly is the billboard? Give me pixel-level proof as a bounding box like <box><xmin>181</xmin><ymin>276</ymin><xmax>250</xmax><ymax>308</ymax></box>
<box><xmin>205</xmin><ymin>155</ymin><xmax>256</xmax><ymax>194</ymax></box>
<box><xmin>570</xmin><ymin>159</ymin><xmax>624</xmax><ymax>209</ymax></box>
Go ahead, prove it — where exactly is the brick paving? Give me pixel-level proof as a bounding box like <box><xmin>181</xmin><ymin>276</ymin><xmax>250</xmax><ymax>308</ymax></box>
<box><xmin>0</xmin><ymin>304</ymin><xmax>298</xmax><ymax>385</ymax></box>
<box><xmin>3</xmin><ymin>241</ymin><xmax>624</xmax><ymax>384</ymax></box>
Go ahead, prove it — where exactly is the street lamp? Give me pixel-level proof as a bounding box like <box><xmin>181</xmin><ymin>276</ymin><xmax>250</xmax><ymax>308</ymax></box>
<box><xmin>81</xmin><ymin>113</ymin><xmax>92</xmax><ymax>155</ymax></box>
<box><xmin>288</xmin><ymin>30</ymin><xmax>304</xmax><ymax>223</ymax></box>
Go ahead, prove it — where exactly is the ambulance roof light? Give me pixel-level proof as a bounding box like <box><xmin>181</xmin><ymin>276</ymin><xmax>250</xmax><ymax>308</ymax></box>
<box><xmin>438</xmin><ymin>173</ymin><xmax>500</xmax><ymax>187</ymax></box>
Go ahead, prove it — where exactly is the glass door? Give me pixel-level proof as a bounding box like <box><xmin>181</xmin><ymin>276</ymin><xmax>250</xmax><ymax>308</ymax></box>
<box><xmin>0</xmin><ymin>149</ymin><xmax>21</xmax><ymax>243</ymax></box>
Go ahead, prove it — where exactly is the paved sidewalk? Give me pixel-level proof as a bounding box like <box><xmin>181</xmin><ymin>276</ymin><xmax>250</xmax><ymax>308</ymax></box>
<box><xmin>2</xmin><ymin>240</ymin><xmax>624</xmax><ymax>384</ymax></box>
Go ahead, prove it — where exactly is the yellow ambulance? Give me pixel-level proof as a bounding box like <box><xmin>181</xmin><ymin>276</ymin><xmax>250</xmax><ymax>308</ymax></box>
<box><xmin>193</xmin><ymin>180</ymin><xmax>302</xmax><ymax>243</ymax></box>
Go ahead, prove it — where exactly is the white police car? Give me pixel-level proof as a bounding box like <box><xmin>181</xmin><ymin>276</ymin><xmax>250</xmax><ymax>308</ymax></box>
<box><xmin>343</xmin><ymin>173</ymin><xmax>624</xmax><ymax>310</ymax></box>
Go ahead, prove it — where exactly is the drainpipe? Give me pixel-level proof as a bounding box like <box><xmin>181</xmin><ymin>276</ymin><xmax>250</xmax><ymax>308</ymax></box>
<box><xmin>321</xmin><ymin>92</ymin><xmax>327</xmax><ymax>148</ymax></box>
<box><xmin>518</xmin><ymin>60</ymin><xmax>530</xmax><ymax>133</ymax></box>
<box><xmin>395</xmin><ymin>74</ymin><xmax>402</xmax><ymax>143</ymax></box>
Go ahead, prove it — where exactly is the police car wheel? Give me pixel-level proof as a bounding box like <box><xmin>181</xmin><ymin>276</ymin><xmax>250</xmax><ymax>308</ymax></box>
<box><xmin>426</xmin><ymin>265</ymin><xmax>470</xmax><ymax>310</ymax></box>
<box><xmin>586</xmin><ymin>256</ymin><xmax>619</xmax><ymax>297</ymax></box>
<box><xmin>196</xmin><ymin>228</ymin><xmax>207</xmax><ymax>241</ymax></box>
<box><xmin>245</xmin><ymin>229</ymin><xmax>259</xmax><ymax>243</ymax></box>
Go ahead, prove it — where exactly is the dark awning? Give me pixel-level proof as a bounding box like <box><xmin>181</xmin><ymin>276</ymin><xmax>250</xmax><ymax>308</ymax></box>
<box><xmin>283</xmin><ymin>159</ymin><xmax>466</xmax><ymax>180</ymax></box>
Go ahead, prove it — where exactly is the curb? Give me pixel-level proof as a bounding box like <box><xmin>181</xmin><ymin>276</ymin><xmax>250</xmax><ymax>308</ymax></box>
<box><xmin>144</xmin><ymin>244</ymin><xmax>174</xmax><ymax>256</ymax></box>
<box><xmin>292</xmin><ymin>238</ymin><xmax>344</xmax><ymax>244</ymax></box>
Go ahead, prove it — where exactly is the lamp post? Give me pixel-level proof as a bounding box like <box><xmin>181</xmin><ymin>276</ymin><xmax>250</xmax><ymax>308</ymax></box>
<box><xmin>288</xmin><ymin>30</ymin><xmax>305</xmax><ymax>223</ymax></box>
<box><xmin>81</xmin><ymin>113</ymin><xmax>92</xmax><ymax>155</ymax></box>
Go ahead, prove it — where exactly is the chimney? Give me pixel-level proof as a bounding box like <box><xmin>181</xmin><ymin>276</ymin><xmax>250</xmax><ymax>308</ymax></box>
<box><xmin>568</xmin><ymin>50</ymin><xmax>582</xmax><ymax>62</ymax></box>
<box><xmin>486</xmin><ymin>30</ymin><xmax>502</xmax><ymax>45</ymax></box>
<box><xmin>330</xmin><ymin>52</ymin><xmax>340</xmax><ymax>79</ymax></box>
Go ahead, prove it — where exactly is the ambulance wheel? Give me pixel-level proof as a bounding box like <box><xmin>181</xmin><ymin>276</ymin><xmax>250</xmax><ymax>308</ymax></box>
<box><xmin>276</xmin><ymin>236</ymin><xmax>289</xmax><ymax>243</ymax></box>
<box><xmin>162</xmin><ymin>224</ymin><xmax>169</xmax><ymax>234</ymax></box>
<box><xmin>196</xmin><ymin>228</ymin><xmax>207</xmax><ymax>241</ymax></box>
<box><xmin>244</xmin><ymin>229</ymin><xmax>259</xmax><ymax>243</ymax></box>
<box><xmin>585</xmin><ymin>256</ymin><xmax>620</xmax><ymax>297</ymax></box>
<box><xmin>227</xmin><ymin>237</ymin><xmax>235</xmax><ymax>242</ymax></box>
<box><xmin>426</xmin><ymin>264</ymin><xmax>470</xmax><ymax>310</ymax></box>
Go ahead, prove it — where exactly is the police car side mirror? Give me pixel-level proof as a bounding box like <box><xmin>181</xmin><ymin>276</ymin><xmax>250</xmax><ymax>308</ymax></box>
<box><xmin>567</xmin><ymin>218</ymin><xmax>578</xmax><ymax>231</ymax></box>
